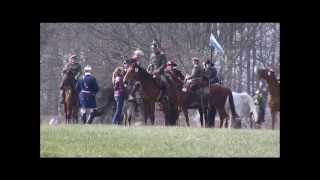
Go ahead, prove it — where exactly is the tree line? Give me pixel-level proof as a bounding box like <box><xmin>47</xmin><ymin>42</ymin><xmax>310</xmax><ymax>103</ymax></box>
<box><xmin>40</xmin><ymin>23</ymin><xmax>279</xmax><ymax>116</ymax></box>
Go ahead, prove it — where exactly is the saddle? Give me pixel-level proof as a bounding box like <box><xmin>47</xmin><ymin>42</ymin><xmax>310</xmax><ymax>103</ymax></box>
<box><xmin>183</xmin><ymin>79</ymin><xmax>205</xmax><ymax>93</ymax></box>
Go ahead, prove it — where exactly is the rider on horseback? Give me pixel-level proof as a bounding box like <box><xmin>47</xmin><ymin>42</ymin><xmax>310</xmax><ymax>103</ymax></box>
<box><xmin>203</xmin><ymin>59</ymin><xmax>220</xmax><ymax>85</ymax></box>
<box><xmin>165</xmin><ymin>60</ymin><xmax>185</xmax><ymax>90</ymax></box>
<box><xmin>148</xmin><ymin>40</ymin><xmax>168</xmax><ymax>100</ymax></box>
<box><xmin>60</xmin><ymin>55</ymin><xmax>82</xmax><ymax>104</ymax></box>
<box><xmin>185</xmin><ymin>57</ymin><xmax>204</xmax><ymax>93</ymax></box>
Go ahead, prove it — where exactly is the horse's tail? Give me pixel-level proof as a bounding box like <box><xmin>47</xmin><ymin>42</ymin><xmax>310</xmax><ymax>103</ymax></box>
<box><xmin>228</xmin><ymin>90</ymin><xmax>239</xmax><ymax>119</ymax></box>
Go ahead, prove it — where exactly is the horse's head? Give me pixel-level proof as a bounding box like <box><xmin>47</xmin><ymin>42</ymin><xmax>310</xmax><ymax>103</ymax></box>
<box><xmin>123</xmin><ymin>62</ymin><xmax>140</xmax><ymax>83</ymax></box>
<box><xmin>257</xmin><ymin>68</ymin><xmax>276</xmax><ymax>81</ymax></box>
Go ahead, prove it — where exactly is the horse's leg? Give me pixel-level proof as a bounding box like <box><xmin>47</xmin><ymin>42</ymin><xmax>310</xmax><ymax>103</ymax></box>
<box><xmin>128</xmin><ymin>110</ymin><xmax>132</xmax><ymax>126</ymax></box>
<box><xmin>198</xmin><ymin>107</ymin><xmax>204</xmax><ymax>127</ymax></box>
<box><xmin>203</xmin><ymin>107</ymin><xmax>207</xmax><ymax>127</ymax></box>
<box><xmin>150</xmin><ymin>103</ymin><xmax>155</xmax><ymax>125</ymax></box>
<box><xmin>182</xmin><ymin>107</ymin><xmax>190</xmax><ymax>127</ymax></box>
<box><xmin>143</xmin><ymin>103</ymin><xmax>149</xmax><ymax>125</ymax></box>
<box><xmin>271</xmin><ymin>110</ymin><xmax>276</xmax><ymax>130</ymax></box>
<box><xmin>225</xmin><ymin>113</ymin><xmax>230</xmax><ymax>128</ymax></box>
<box><xmin>218</xmin><ymin>109</ymin><xmax>224</xmax><ymax>128</ymax></box>
<box><xmin>64</xmin><ymin>103</ymin><xmax>67</xmax><ymax>124</ymax></box>
<box><xmin>66</xmin><ymin>104</ymin><xmax>70</xmax><ymax>124</ymax></box>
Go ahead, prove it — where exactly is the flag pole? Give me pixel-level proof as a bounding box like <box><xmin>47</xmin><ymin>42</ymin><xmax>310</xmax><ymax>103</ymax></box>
<box><xmin>210</xmin><ymin>24</ymin><xmax>213</xmax><ymax>64</ymax></box>
<box><xmin>210</xmin><ymin>47</ymin><xmax>213</xmax><ymax>62</ymax></box>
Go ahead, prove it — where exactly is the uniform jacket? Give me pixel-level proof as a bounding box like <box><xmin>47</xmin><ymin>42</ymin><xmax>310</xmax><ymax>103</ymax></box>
<box><xmin>149</xmin><ymin>52</ymin><xmax>167</xmax><ymax>73</ymax></box>
<box><xmin>187</xmin><ymin>64</ymin><xmax>204</xmax><ymax>81</ymax></box>
<box><xmin>76</xmin><ymin>73</ymin><xmax>99</xmax><ymax>108</ymax></box>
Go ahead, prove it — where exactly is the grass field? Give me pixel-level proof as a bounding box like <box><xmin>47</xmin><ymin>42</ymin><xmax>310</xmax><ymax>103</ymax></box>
<box><xmin>40</xmin><ymin>125</ymin><xmax>280</xmax><ymax>157</ymax></box>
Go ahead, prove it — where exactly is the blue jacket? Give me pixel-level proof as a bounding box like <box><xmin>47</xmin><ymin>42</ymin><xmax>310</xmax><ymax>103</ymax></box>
<box><xmin>76</xmin><ymin>74</ymin><xmax>99</xmax><ymax>108</ymax></box>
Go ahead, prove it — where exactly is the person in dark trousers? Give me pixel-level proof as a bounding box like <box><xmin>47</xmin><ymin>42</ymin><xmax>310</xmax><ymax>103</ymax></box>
<box><xmin>112</xmin><ymin>66</ymin><xmax>125</xmax><ymax>125</ymax></box>
<box><xmin>76</xmin><ymin>65</ymin><xmax>99</xmax><ymax>124</ymax></box>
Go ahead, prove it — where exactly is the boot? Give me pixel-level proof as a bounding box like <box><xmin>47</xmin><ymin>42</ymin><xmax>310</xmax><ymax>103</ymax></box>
<box><xmin>87</xmin><ymin>112</ymin><xmax>95</xmax><ymax>124</ymax></box>
<box><xmin>135</xmin><ymin>102</ymin><xmax>139</xmax><ymax>113</ymax></box>
<box><xmin>82</xmin><ymin>113</ymin><xmax>87</xmax><ymax>124</ymax></box>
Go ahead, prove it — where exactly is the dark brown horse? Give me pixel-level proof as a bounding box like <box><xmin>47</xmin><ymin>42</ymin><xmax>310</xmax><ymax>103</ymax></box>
<box><xmin>123</xmin><ymin>63</ymin><xmax>179</xmax><ymax>126</ymax></box>
<box><xmin>165</xmin><ymin>69</ymin><xmax>205</xmax><ymax>127</ymax></box>
<box><xmin>207</xmin><ymin>84</ymin><xmax>240</xmax><ymax>128</ymax></box>
<box><xmin>166</xmin><ymin>70</ymin><xmax>240</xmax><ymax>128</ymax></box>
<box><xmin>258</xmin><ymin>68</ymin><xmax>280</xmax><ymax>129</ymax></box>
<box><xmin>61</xmin><ymin>70</ymin><xmax>79</xmax><ymax>124</ymax></box>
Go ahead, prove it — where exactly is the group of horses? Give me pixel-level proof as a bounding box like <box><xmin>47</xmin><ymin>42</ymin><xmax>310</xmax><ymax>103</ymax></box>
<box><xmin>60</xmin><ymin>62</ymin><xmax>280</xmax><ymax>130</ymax></box>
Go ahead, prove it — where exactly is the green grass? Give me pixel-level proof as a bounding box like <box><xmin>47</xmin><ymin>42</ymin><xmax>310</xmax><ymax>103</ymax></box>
<box><xmin>40</xmin><ymin>125</ymin><xmax>279</xmax><ymax>157</ymax></box>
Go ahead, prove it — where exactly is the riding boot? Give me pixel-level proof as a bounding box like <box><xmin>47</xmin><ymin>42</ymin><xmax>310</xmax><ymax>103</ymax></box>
<box><xmin>134</xmin><ymin>102</ymin><xmax>139</xmax><ymax>113</ymax></box>
<box><xmin>82</xmin><ymin>113</ymin><xmax>87</xmax><ymax>124</ymax></box>
<box><xmin>87</xmin><ymin>113</ymin><xmax>95</xmax><ymax>124</ymax></box>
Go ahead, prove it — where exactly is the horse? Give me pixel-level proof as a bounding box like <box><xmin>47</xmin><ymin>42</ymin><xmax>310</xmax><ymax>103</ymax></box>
<box><xmin>204</xmin><ymin>83</ymin><xmax>239</xmax><ymax>128</ymax></box>
<box><xmin>165</xmin><ymin>69</ymin><xmax>206</xmax><ymax>127</ymax></box>
<box><xmin>225</xmin><ymin>92</ymin><xmax>259</xmax><ymax>128</ymax></box>
<box><xmin>123</xmin><ymin>63</ymin><xmax>179</xmax><ymax>126</ymax></box>
<box><xmin>258</xmin><ymin>68</ymin><xmax>280</xmax><ymax>129</ymax></box>
<box><xmin>61</xmin><ymin>70</ymin><xmax>79</xmax><ymax>124</ymax></box>
<box><xmin>123</xmin><ymin>81</ymin><xmax>145</xmax><ymax>126</ymax></box>
<box><xmin>166</xmin><ymin>70</ymin><xmax>240</xmax><ymax>128</ymax></box>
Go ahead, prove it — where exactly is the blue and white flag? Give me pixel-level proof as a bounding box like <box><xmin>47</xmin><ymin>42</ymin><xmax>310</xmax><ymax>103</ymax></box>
<box><xmin>209</xmin><ymin>33</ymin><xmax>224</xmax><ymax>54</ymax></box>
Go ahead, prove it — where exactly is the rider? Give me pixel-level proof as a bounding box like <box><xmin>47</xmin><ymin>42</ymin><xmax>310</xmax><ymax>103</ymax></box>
<box><xmin>185</xmin><ymin>57</ymin><xmax>204</xmax><ymax>93</ymax></box>
<box><xmin>203</xmin><ymin>59</ymin><xmax>219</xmax><ymax>85</ymax></box>
<box><xmin>59</xmin><ymin>55</ymin><xmax>82</xmax><ymax>104</ymax></box>
<box><xmin>165</xmin><ymin>60</ymin><xmax>185</xmax><ymax>89</ymax></box>
<box><xmin>76</xmin><ymin>65</ymin><xmax>100</xmax><ymax>124</ymax></box>
<box><xmin>148</xmin><ymin>40</ymin><xmax>168</xmax><ymax>99</ymax></box>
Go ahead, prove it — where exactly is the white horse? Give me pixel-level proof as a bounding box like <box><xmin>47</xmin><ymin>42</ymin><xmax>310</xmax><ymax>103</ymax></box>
<box><xmin>225</xmin><ymin>92</ymin><xmax>258</xmax><ymax>128</ymax></box>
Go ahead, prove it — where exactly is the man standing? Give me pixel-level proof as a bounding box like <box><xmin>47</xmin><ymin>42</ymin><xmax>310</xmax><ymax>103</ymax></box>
<box><xmin>76</xmin><ymin>65</ymin><xmax>99</xmax><ymax>124</ymax></box>
<box><xmin>60</xmin><ymin>55</ymin><xmax>82</xmax><ymax>104</ymax></box>
<box><xmin>253</xmin><ymin>89</ymin><xmax>267</xmax><ymax>128</ymax></box>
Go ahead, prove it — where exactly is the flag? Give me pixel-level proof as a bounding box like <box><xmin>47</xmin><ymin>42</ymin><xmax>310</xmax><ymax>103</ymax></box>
<box><xmin>209</xmin><ymin>33</ymin><xmax>224</xmax><ymax>54</ymax></box>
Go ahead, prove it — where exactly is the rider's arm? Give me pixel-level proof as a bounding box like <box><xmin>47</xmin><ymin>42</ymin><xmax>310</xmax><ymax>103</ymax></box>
<box><xmin>187</xmin><ymin>67</ymin><xmax>197</xmax><ymax>80</ymax></box>
<box><xmin>75</xmin><ymin>64</ymin><xmax>82</xmax><ymax>79</ymax></box>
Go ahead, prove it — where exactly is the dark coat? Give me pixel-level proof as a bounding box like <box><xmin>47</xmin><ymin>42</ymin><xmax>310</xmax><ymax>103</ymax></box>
<box><xmin>187</xmin><ymin>64</ymin><xmax>203</xmax><ymax>81</ymax></box>
<box><xmin>204</xmin><ymin>66</ymin><xmax>219</xmax><ymax>84</ymax></box>
<box><xmin>76</xmin><ymin>74</ymin><xmax>99</xmax><ymax>108</ymax></box>
<box><xmin>149</xmin><ymin>52</ymin><xmax>167</xmax><ymax>73</ymax></box>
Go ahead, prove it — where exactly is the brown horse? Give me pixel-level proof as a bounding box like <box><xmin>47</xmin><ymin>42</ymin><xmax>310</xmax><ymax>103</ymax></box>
<box><xmin>61</xmin><ymin>70</ymin><xmax>79</xmax><ymax>124</ymax></box>
<box><xmin>258</xmin><ymin>68</ymin><xmax>280</xmax><ymax>129</ymax></box>
<box><xmin>123</xmin><ymin>63</ymin><xmax>179</xmax><ymax>126</ymax></box>
<box><xmin>207</xmin><ymin>84</ymin><xmax>240</xmax><ymax>128</ymax></box>
<box><xmin>166</xmin><ymin>70</ymin><xmax>240</xmax><ymax>128</ymax></box>
<box><xmin>165</xmin><ymin>70</ymin><xmax>205</xmax><ymax>127</ymax></box>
